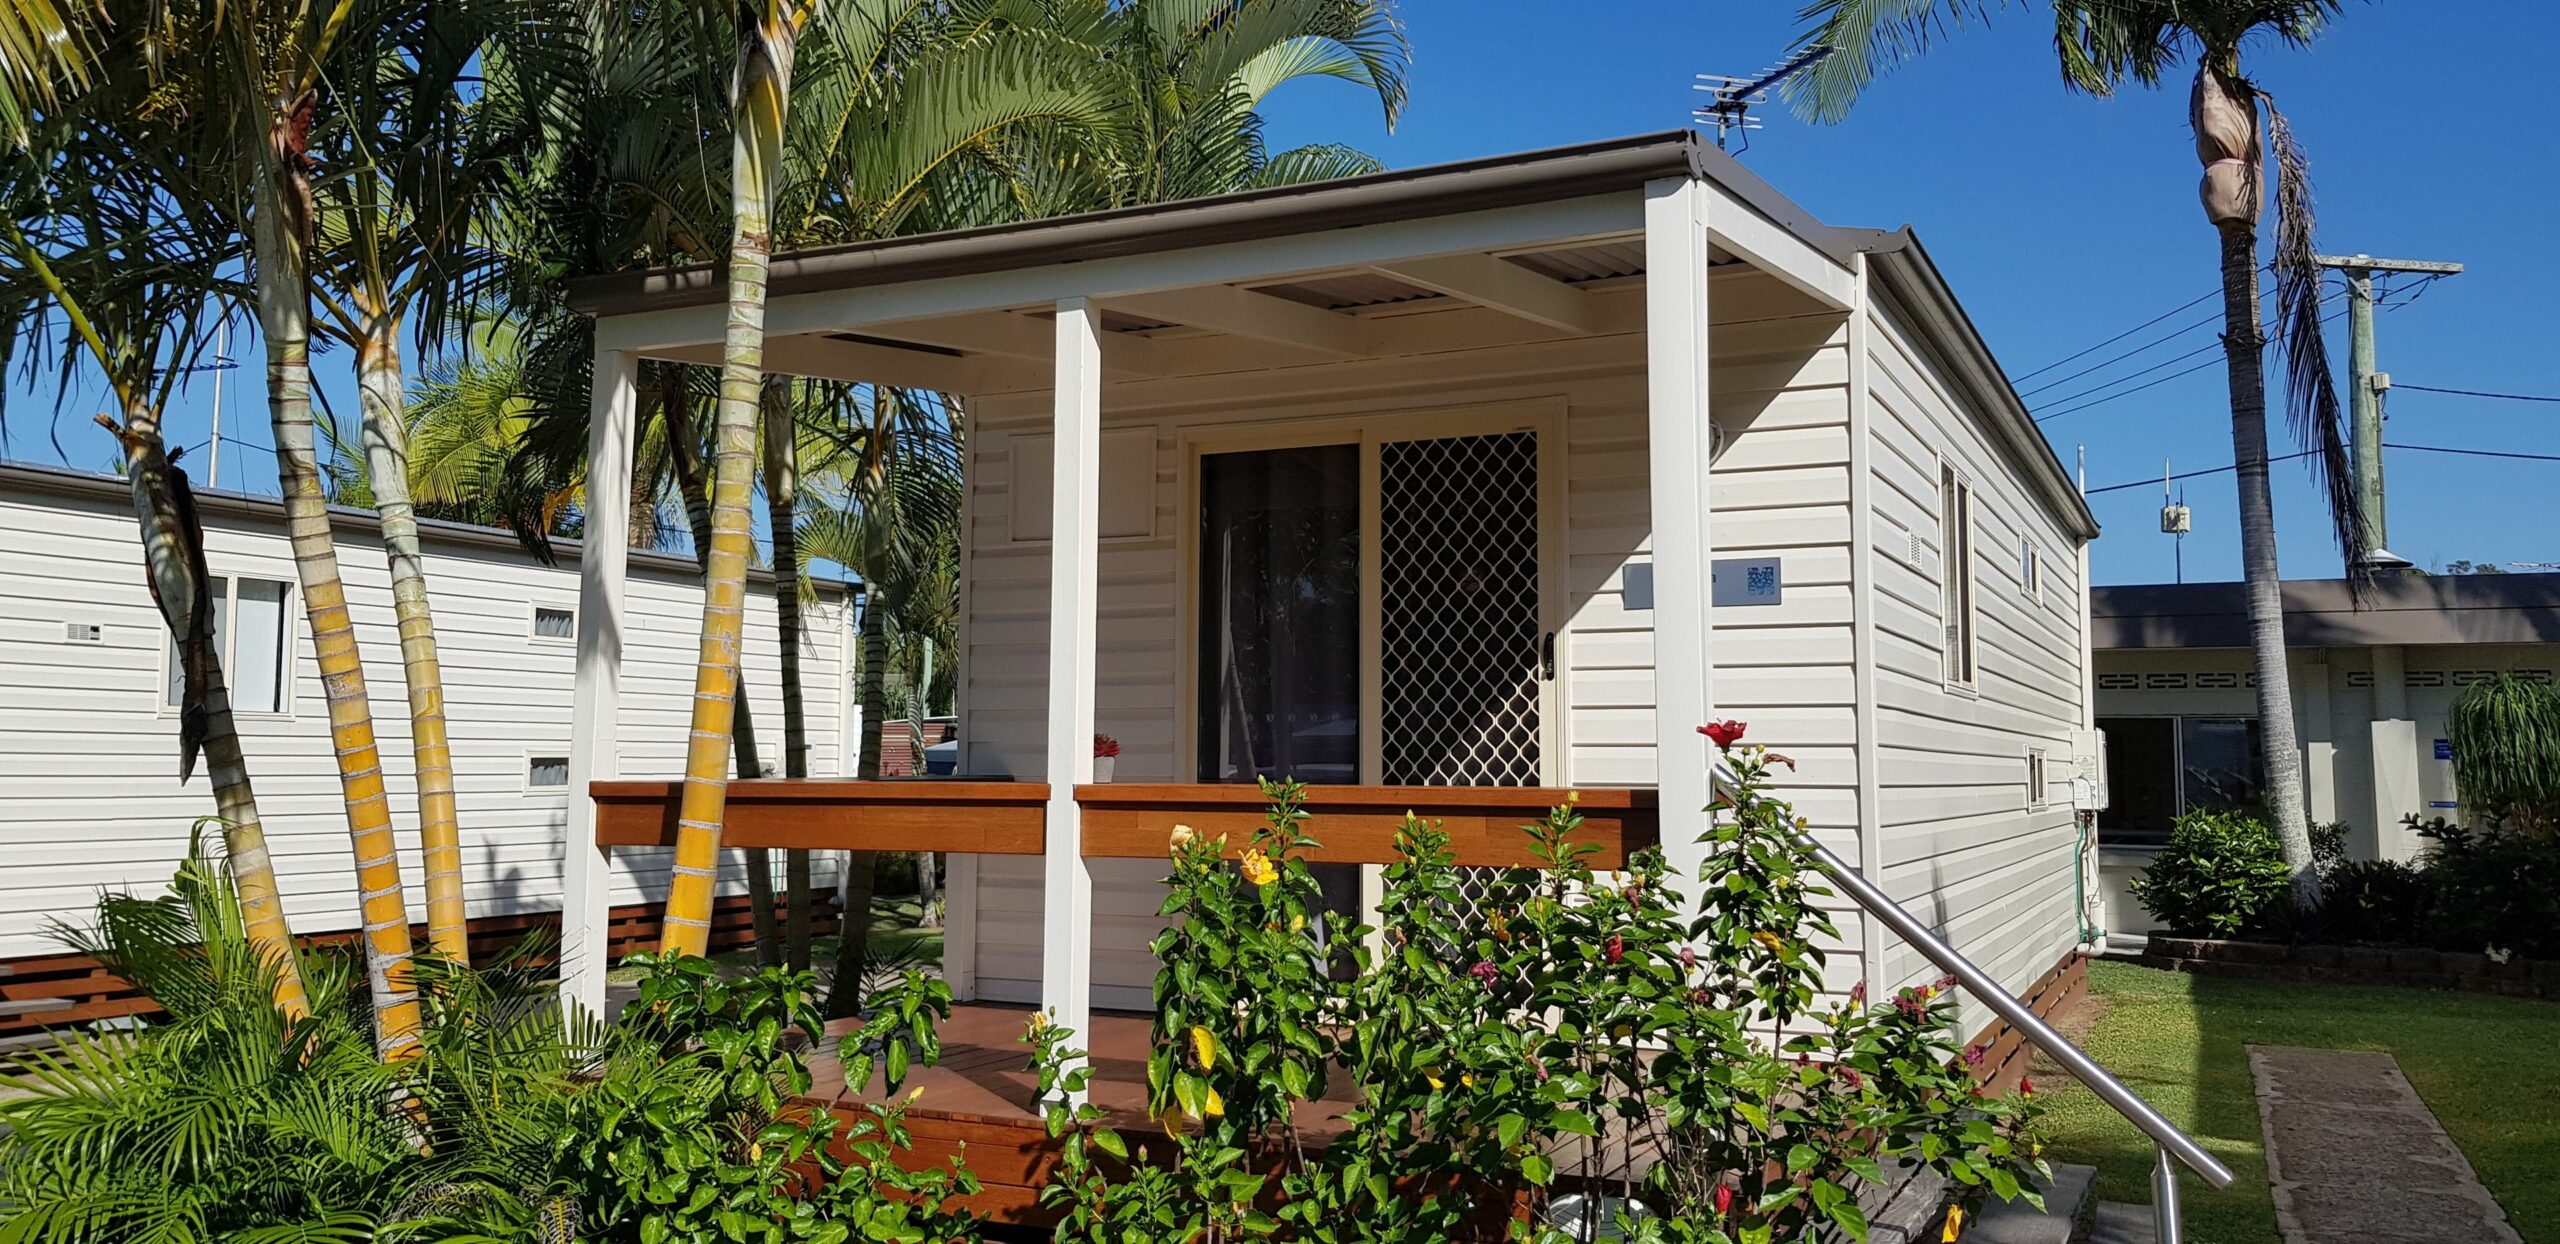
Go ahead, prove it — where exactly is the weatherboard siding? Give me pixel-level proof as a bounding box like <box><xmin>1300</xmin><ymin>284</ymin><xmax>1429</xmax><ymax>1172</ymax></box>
<box><xmin>1861</xmin><ymin>287</ymin><xmax>2089</xmax><ymax>1038</ymax></box>
<box><xmin>0</xmin><ymin>474</ymin><xmax>845</xmax><ymax>959</ymax></box>
<box><xmin>950</xmin><ymin>273</ymin><xmax>1875</xmax><ymax>1006</ymax></box>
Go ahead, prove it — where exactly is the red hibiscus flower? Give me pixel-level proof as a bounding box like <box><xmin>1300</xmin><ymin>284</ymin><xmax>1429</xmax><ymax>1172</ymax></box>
<box><xmin>1604</xmin><ymin>932</ymin><xmax>1625</xmax><ymax>964</ymax></box>
<box><xmin>1714</xmin><ymin>1184</ymin><xmax>1735</xmax><ymax>1215</ymax></box>
<box><xmin>1699</xmin><ymin>720</ymin><xmax>1748</xmax><ymax>749</ymax></box>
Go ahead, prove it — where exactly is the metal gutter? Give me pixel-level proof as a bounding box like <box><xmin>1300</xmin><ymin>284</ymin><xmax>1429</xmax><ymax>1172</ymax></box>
<box><xmin>1</xmin><ymin>460</ymin><xmax>828</xmax><ymax>589</ymax></box>
<box><xmin>1845</xmin><ymin>227</ymin><xmax>2101</xmax><ymax>542</ymax></box>
<box><xmin>567</xmin><ymin>130</ymin><xmax>1852</xmax><ymax>317</ymax></box>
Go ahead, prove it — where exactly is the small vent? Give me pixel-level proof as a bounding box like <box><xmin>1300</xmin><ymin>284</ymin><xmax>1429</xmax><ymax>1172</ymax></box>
<box><xmin>2145</xmin><ymin>673</ymin><xmax>2190</xmax><ymax>690</ymax></box>
<box><xmin>2096</xmin><ymin>673</ymin><xmax>2140</xmax><ymax>691</ymax></box>
<box><xmin>2347</xmin><ymin>672</ymin><xmax>2374</xmax><ymax>688</ymax></box>
<box><xmin>62</xmin><ymin>622</ymin><xmax>103</xmax><ymax>644</ymax></box>
<box><xmin>1909</xmin><ymin>530</ymin><xmax>1928</xmax><ymax>569</ymax></box>
<box><xmin>2407</xmin><ymin>670</ymin><xmax>2446</xmax><ymax>689</ymax></box>
<box><xmin>532</xmin><ymin>606</ymin><xmax>576</xmax><ymax>641</ymax></box>
<box><xmin>2194</xmin><ymin>671</ymin><xmax>2241</xmax><ymax>689</ymax></box>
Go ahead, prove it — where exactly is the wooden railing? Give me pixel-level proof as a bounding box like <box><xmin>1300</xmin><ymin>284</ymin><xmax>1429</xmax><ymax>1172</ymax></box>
<box><xmin>591</xmin><ymin>780</ymin><xmax>1655</xmax><ymax>869</ymax></box>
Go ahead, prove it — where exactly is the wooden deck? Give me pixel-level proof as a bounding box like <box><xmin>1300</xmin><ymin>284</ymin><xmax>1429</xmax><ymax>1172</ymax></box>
<box><xmin>802</xmin><ymin>1002</ymin><xmax>1361</xmax><ymax>1223</ymax></box>
<box><xmin>593</xmin><ymin>779</ymin><xmax>1656</xmax><ymax>869</ymax></box>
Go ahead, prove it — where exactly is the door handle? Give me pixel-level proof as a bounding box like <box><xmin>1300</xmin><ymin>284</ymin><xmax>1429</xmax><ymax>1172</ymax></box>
<box><xmin>1541</xmin><ymin>631</ymin><xmax>1557</xmax><ymax>679</ymax></box>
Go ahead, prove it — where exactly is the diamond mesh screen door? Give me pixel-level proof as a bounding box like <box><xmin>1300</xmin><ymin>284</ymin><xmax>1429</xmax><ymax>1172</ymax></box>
<box><xmin>1377</xmin><ymin>431</ymin><xmax>1544</xmax><ymax>787</ymax></box>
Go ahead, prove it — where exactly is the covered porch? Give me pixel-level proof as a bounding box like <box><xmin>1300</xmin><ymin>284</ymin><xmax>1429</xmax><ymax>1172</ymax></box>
<box><xmin>558</xmin><ymin>130</ymin><xmax>1862</xmax><ymax>1058</ymax></box>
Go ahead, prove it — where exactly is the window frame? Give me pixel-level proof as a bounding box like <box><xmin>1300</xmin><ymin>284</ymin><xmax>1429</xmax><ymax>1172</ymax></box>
<box><xmin>1936</xmin><ymin>458</ymin><xmax>1979</xmax><ymax>692</ymax></box>
<box><xmin>528</xmin><ymin>600</ymin><xmax>579</xmax><ymax>645</ymax></box>
<box><xmin>2026</xmin><ymin>746</ymin><xmax>2049</xmax><ymax>811</ymax></box>
<box><xmin>523</xmin><ymin>750</ymin><xmax>573</xmax><ymax>794</ymax></box>
<box><xmin>159</xmin><ymin>572</ymin><xmax>300</xmax><ymax>720</ymax></box>
<box><xmin>2021</xmin><ymin>536</ymin><xmax>2043</xmax><ymax>604</ymax></box>
<box><xmin>2092</xmin><ymin>713</ymin><xmax>2269</xmax><ymax>847</ymax></box>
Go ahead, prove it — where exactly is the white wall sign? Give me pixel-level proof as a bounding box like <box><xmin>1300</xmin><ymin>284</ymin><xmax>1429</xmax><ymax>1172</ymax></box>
<box><xmin>1711</xmin><ymin>556</ymin><xmax>1783</xmax><ymax>607</ymax></box>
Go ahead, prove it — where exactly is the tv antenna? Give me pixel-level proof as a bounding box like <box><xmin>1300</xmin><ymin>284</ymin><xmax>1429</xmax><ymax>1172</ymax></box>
<box><xmin>1694</xmin><ymin>46</ymin><xmax>1835</xmax><ymax>153</ymax></box>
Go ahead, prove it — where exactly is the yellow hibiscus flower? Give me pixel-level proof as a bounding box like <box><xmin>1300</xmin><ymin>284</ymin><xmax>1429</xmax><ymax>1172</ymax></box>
<box><xmin>1240</xmin><ymin>849</ymin><xmax>1278</xmax><ymax>887</ymax></box>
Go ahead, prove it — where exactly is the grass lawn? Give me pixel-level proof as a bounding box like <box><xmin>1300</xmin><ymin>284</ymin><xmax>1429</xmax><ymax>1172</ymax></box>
<box><xmin>607</xmin><ymin>896</ymin><xmax>943</xmax><ymax>982</ymax></box>
<box><xmin>2036</xmin><ymin>960</ymin><xmax>2559</xmax><ymax>1243</ymax></box>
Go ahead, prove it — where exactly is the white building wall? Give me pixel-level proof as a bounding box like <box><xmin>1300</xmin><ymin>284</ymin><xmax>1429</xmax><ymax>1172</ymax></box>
<box><xmin>1861</xmin><ymin>290</ymin><xmax>2090</xmax><ymax>1036</ymax></box>
<box><xmin>951</xmin><ymin>272</ymin><xmax>1874</xmax><ymax>1007</ymax></box>
<box><xmin>0</xmin><ymin>472</ymin><xmax>845</xmax><ymax>959</ymax></box>
<box><xmin>2091</xmin><ymin>641</ymin><xmax>2560</xmax><ymax>933</ymax></box>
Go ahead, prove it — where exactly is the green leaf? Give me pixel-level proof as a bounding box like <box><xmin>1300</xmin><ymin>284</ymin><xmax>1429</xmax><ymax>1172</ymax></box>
<box><xmin>1520</xmin><ymin>1153</ymin><xmax>1555</xmax><ymax>1187</ymax></box>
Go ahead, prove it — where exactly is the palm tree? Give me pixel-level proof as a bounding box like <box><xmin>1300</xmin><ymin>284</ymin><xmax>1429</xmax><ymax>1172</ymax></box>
<box><xmin>657</xmin><ymin>0</ymin><xmax>816</xmax><ymax>959</ymax></box>
<box><xmin>0</xmin><ymin>134</ymin><xmax>313</xmax><ymax>1020</ymax></box>
<box><xmin>1789</xmin><ymin>0</ymin><xmax>2363</xmax><ymax>906</ymax></box>
<box><xmin>306</xmin><ymin>0</ymin><xmax>541</xmax><ymax>964</ymax></box>
<box><xmin>0</xmin><ymin>0</ymin><xmax>434</xmax><ymax>1043</ymax></box>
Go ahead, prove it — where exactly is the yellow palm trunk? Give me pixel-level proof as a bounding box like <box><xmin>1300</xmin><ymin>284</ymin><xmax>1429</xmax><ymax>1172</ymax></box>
<box><xmin>664</xmin><ymin>9</ymin><xmax>799</xmax><ymax>956</ymax></box>
<box><xmin>256</xmin><ymin>144</ymin><xmax>423</xmax><ymax>1057</ymax></box>
<box><xmin>357</xmin><ymin>303</ymin><xmax>470</xmax><ymax>962</ymax></box>
<box><xmin>666</xmin><ymin>371</ymin><xmax>783</xmax><ymax>965</ymax></box>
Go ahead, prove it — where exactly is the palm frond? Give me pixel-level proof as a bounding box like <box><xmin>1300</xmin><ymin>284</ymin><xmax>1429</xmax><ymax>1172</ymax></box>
<box><xmin>2263</xmin><ymin>92</ymin><xmax>2367</xmax><ymax>575</ymax></box>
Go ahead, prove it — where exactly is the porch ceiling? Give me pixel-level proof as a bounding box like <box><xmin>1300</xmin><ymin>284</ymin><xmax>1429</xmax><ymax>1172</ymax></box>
<box><xmin>640</xmin><ymin>232</ymin><xmax>1789</xmax><ymax>397</ymax></box>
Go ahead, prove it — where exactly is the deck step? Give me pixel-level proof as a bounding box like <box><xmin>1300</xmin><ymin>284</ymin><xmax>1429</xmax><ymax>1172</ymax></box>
<box><xmin>2090</xmin><ymin>1200</ymin><xmax>2156</xmax><ymax>1244</ymax></box>
<box><xmin>1962</xmin><ymin>1163</ymin><xmax>2096</xmax><ymax>1244</ymax></box>
<box><xmin>0</xmin><ymin>998</ymin><xmax>73</xmax><ymax>1017</ymax></box>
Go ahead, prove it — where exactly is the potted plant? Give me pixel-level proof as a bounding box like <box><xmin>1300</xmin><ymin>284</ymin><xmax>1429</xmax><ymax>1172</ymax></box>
<box><xmin>1092</xmin><ymin>734</ymin><xmax>1120</xmax><ymax>783</ymax></box>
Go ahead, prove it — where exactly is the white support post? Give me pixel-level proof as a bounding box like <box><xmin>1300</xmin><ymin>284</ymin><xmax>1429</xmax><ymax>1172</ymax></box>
<box><xmin>1645</xmin><ymin>176</ymin><xmax>1716</xmax><ymax>889</ymax></box>
<box><xmin>1041</xmin><ymin>297</ymin><xmax>1103</xmax><ymax>1093</ymax></box>
<box><xmin>563</xmin><ymin>346</ymin><xmax>638</xmax><ymax>1018</ymax></box>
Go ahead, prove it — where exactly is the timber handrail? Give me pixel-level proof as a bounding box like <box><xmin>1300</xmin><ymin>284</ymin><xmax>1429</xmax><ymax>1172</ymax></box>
<box><xmin>590</xmin><ymin>779</ymin><xmax>1049</xmax><ymax>853</ymax></box>
<box><xmin>1787</xmin><ymin>828</ymin><xmax>2232</xmax><ymax>1244</ymax></box>
<box><xmin>1077</xmin><ymin>784</ymin><xmax>1657</xmax><ymax>867</ymax></box>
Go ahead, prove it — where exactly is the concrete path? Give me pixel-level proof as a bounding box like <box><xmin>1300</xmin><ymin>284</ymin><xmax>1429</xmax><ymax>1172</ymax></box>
<box><xmin>2249</xmin><ymin>1045</ymin><xmax>2521</xmax><ymax>1244</ymax></box>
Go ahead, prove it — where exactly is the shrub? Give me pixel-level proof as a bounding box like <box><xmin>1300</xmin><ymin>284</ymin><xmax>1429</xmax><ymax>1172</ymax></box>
<box><xmin>1033</xmin><ymin>740</ymin><xmax>2048</xmax><ymax>1243</ymax></box>
<box><xmin>2130</xmin><ymin>808</ymin><xmax>2294</xmax><ymax>938</ymax></box>
<box><xmin>2314</xmin><ymin>858</ymin><xmax>2432</xmax><ymax>946</ymax></box>
<box><xmin>2445</xmin><ymin>672</ymin><xmax>2560</xmax><ymax>833</ymax></box>
<box><xmin>2410</xmin><ymin>816</ymin><xmax>2560</xmax><ymax>959</ymax></box>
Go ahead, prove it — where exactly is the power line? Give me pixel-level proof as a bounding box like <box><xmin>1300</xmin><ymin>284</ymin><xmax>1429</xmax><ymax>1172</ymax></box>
<box><xmin>2083</xmin><ymin>449</ymin><xmax>2317</xmax><ymax>496</ymax></box>
<box><xmin>2084</xmin><ymin>439</ymin><xmax>2560</xmax><ymax>498</ymax></box>
<box><xmin>2393</xmin><ymin>383</ymin><xmax>2560</xmax><ymax>404</ymax></box>
<box><xmin>2033</xmin><ymin>285</ymin><xmax>2431</xmax><ymax>427</ymax></box>
<box><xmin>2383</xmin><ymin>441</ymin><xmax>2560</xmax><ymax>463</ymax></box>
<box><xmin>2009</xmin><ymin>287</ymin><xmax>2221</xmax><ymax>384</ymax></box>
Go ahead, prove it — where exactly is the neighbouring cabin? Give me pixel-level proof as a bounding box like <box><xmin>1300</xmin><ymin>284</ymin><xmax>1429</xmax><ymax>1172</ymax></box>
<box><xmin>564</xmin><ymin>130</ymin><xmax>2103</xmax><ymax>1217</ymax></box>
<box><xmin>0</xmin><ymin>462</ymin><xmax>847</xmax><ymax>1019</ymax></box>
<box><xmin>2089</xmin><ymin>572</ymin><xmax>2560</xmax><ymax>936</ymax></box>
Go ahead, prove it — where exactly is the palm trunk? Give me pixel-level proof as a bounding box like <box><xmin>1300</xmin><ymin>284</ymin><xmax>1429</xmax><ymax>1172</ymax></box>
<box><xmin>916</xmin><ymin>848</ymin><xmax>939</xmax><ymax>929</ymax></box>
<box><xmin>665</xmin><ymin>372</ymin><xmax>782</xmax><ymax>967</ymax></box>
<box><xmin>108</xmin><ymin>394</ymin><xmax>311</xmax><ymax>1018</ymax></box>
<box><xmin>664</xmin><ymin>18</ymin><xmax>797</xmax><ymax>957</ymax></box>
<box><xmin>356</xmin><ymin>303</ymin><xmax>470</xmax><ymax>963</ymax></box>
<box><xmin>760</xmin><ymin>376</ymin><xmax>815</xmax><ymax>972</ymax></box>
<box><xmin>2196</xmin><ymin>59</ymin><xmax>2321</xmax><ymax>907</ymax></box>
<box><xmin>2216</xmin><ymin>224</ymin><xmax>2321</xmax><ymax>907</ymax></box>
<box><xmin>255</xmin><ymin>128</ymin><xmax>422</xmax><ymax>1058</ymax></box>
<box><xmin>824</xmin><ymin>592</ymin><xmax>889</xmax><ymax>1018</ymax></box>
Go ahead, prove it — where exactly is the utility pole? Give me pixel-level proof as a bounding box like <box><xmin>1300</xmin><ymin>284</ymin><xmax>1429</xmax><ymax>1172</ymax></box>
<box><xmin>2313</xmin><ymin>252</ymin><xmax>2463</xmax><ymax>563</ymax></box>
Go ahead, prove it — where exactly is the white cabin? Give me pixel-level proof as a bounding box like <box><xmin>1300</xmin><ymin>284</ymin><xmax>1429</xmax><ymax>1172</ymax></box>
<box><xmin>0</xmin><ymin>462</ymin><xmax>847</xmax><ymax>963</ymax></box>
<box><xmin>563</xmin><ymin>130</ymin><xmax>2103</xmax><ymax>1045</ymax></box>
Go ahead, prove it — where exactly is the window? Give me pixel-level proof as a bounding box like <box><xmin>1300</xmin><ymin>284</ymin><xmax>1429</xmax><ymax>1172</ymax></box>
<box><xmin>2027</xmin><ymin>748</ymin><xmax>2050</xmax><ymax>810</ymax></box>
<box><xmin>530</xmin><ymin>605</ymin><xmax>576</xmax><ymax>642</ymax></box>
<box><xmin>1937</xmin><ymin>462</ymin><xmax>1976</xmax><ymax>686</ymax></box>
<box><xmin>165</xmin><ymin>576</ymin><xmax>293</xmax><ymax>715</ymax></box>
<box><xmin>2094</xmin><ymin>715</ymin><xmax>2268</xmax><ymax>846</ymax></box>
<box><xmin>525</xmin><ymin>755</ymin><xmax>571</xmax><ymax>790</ymax></box>
<box><xmin>2021</xmin><ymin>537</ymin><xmax>2043</xmax><ymax>602</ymax></box>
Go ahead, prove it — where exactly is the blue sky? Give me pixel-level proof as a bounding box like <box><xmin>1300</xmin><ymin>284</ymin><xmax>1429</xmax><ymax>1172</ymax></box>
<box><xmin>1256</xmin><ymin>0</ymin><xmax>2560</xmax><ymax>584</ymax></box>
<box><xmin>9</xmin><ymin>1</ymin><xmax>2552</xmax><ymax>587</ymax></box>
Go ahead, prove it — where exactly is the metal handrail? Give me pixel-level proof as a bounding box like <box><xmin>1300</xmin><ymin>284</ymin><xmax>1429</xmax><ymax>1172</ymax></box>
<box><xmin>1788</xmin><ymin>831</ymin><xmax>2233</xmax><ymax>1244</ymax></box>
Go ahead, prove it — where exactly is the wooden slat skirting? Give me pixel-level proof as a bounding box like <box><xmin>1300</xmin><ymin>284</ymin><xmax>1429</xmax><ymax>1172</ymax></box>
<box><xmin>0</xmin><ymin>889</ymin><xmax>838</xmax><ymax>1037</ymax></box>
<box><xmin>1961</xmin><ymin>948</ymin><xmax>2090</xmax><ymax>1094</ymax></box>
